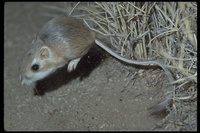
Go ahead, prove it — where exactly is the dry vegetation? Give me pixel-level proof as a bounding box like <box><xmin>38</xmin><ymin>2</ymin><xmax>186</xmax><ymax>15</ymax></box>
<box><xmin>43</xmin><ymin>2</ymin><xmax>197</xmax><ymax>131</ymax></box>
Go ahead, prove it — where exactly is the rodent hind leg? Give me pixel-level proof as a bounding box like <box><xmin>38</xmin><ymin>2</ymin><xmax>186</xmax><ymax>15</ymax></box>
<box><xmin>67</xmin><ymin>57</ymin><xmax>81</xmax><ymax>72</ymax></box>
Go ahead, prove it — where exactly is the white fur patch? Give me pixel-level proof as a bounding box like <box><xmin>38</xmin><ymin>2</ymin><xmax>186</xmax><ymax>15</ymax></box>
<box><xmin>67</xmin><ymin>58</ymin><xmax>81</xmax><ymax>72</ymax></box>
<box><xmin>22</xmin><ymin>67</ymin><xmax>56</xmax><ymax>86</ymax></box>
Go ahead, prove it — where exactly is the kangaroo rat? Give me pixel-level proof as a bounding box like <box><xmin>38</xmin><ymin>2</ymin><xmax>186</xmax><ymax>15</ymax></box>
<box><xmin>20</xmin><ymin>15</ymin><xmax>174</xmax><ymax>112</ymax></box>
<box><xmin>20</xmin><ymin>15</ymin><xmax>174</xmax><ymax>85</ymax></box>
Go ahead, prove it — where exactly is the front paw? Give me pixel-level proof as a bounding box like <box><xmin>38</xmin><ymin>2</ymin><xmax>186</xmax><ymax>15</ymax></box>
<box><xmin>67</xmin><ymin>58</ymin><xmax>81</xmax><ymax>72</ymax></box>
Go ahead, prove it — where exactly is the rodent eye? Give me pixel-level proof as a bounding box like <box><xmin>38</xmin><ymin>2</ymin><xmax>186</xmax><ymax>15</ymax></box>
<box><xmin>31</xmin><ymin>64</ymin><xmax>39</xmax><ymax>71</ymax></box>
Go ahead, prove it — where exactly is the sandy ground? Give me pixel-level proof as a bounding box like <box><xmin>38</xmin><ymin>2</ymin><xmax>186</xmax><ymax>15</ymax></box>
<box><xmin>4</xmin><ymin>2</ymin><xmax>170</xmax><ymax>131</ymax></box>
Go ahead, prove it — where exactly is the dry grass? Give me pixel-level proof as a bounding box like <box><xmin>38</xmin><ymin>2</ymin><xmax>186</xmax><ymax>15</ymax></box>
<box><xmin>42</xmin><ymin>2</ymin><xmax>197</xmax><ymax>131</ymax></box>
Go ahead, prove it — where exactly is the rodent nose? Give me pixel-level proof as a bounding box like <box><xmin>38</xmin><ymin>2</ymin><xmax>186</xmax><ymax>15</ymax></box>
<box><xmin>21</xmin><ymin>78</ymin><xmax>29</xmax><ymax>86</ymax></box>
<box><xmin>19</xmin><ymin>75</ymin><xmax>23</xmax><ymax>83</ymax></box>
<box><xmin>19</xmin><ymin>75</ymin><xmax>26</xmax><ymax>85</ymax></box>
<box><xmin>21</xmin><ymin>79</ymin><xmax>24</xmax><ymax>85</ymax></box>
<box><xmin>21</xmin><ymin>78</ymin><xmax>25</xmax><ymax>85</ymax></box>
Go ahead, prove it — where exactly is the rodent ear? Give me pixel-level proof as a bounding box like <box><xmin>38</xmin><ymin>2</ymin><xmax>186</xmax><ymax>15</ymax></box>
<box><xmin>39</xmin><ymin>46</ymin><xmax>52</xmax><ymax>59</ymax></box>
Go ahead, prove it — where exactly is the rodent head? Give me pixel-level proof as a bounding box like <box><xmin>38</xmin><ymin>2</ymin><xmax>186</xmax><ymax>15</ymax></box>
<box><xmin>20</xmin><ymin>36</ymin><xmax>63</xmax><ymax>86</ymax></box>
<box><xmin>20</xmin><ymin>15</ymin><xmax>96</xmax><ymax>86</ymax></box>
